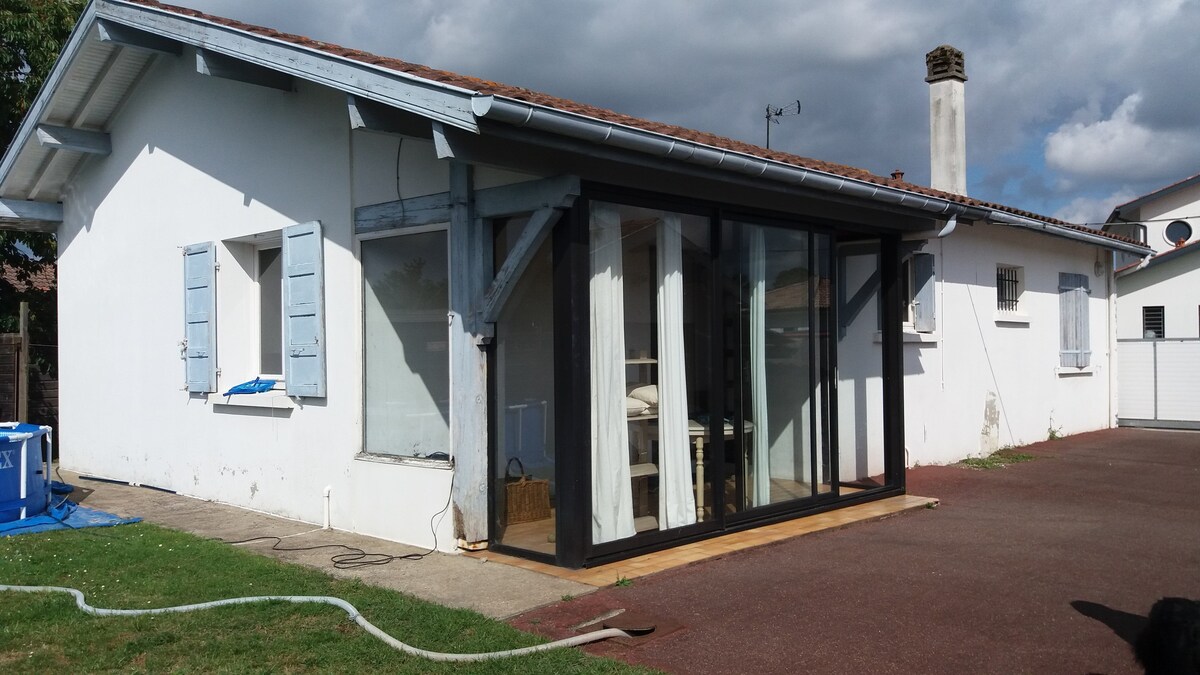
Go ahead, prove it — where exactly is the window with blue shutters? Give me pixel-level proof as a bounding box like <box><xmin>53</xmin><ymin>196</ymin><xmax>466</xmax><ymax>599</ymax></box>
<box><xmin>188</xmin><ymin>222</ymin><xmax>327</xmax><ymax>400</ymax></box>
<box><xmin>1058</xmin><ymin>272</ymin><xmax>1091</xmax><ymax>368</ymax></box>
<box><xmin>281</xmin><ymin>221</ymin><xmax>327</xmax><ymax>397</ymax></box>
<box><xmin>183</xmin><ymin>242</ymin><xmax>218</xmax><ymax>392</ymax></box>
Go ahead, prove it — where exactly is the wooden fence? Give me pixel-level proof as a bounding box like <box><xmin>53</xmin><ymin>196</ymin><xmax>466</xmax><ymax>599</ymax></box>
<box><xmin>0</xmin><ymin>302</ymin><xmax>59</xmax><ymax>432</ymax></box>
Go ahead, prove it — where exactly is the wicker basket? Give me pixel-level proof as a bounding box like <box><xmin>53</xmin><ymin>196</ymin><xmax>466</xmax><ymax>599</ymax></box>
<box><xmin>504</xmin><ymin>458</ymin><xmax>551</xmax><ymax>525</ymax></box>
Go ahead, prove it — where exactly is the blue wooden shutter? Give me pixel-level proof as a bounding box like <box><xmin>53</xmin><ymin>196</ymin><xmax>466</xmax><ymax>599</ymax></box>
<box><xmin>282</xmin><ymin>221</ymin><xmax>326</xmax><ymax>397</ymax></box>
<box><xmin>183</xmin><ymin>242</ymin><xmax>217</xmax><ymax>393</ymax></box>
<box><xmin>912</xmin><ymin>252</ymin><xmax>936</xmax><ymax>333</ymax></box>
<box><xmin>1059</xmin><ymin>273</ymin><xmax>1091</xmax><ymax>367</ymax></box>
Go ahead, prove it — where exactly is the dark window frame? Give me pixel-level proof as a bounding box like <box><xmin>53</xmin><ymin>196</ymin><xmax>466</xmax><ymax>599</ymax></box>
<box><xmin>1143</xmin><ymin>306</ymin><xmax>1165</xmax><ymax>339</ymax></box>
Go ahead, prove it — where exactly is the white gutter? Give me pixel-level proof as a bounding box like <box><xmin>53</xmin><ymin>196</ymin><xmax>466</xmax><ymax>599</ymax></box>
<box><xmin>472</xmin><ymin>94</ymin><xmax>1152</xmax><ymax>257</ymax></box>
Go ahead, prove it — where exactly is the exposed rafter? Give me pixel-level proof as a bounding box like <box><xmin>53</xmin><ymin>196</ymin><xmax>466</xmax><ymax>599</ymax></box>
<box><xmin>0</xmin><ymin>199</ymin><xmax>63</xmax><ymax>232</ymax></box>
<box><xmin>96</xmin><ymin>18</ymin><xmax>182</xmax><ymax>55</ymax></box>
<box><xmin>35</xmin><ymin>125</ymin><xmax>112</xmax><ymax>155</ymax></box>
<box><xmin>196</xmin><ymin>48</ymin><xmax>294</xmax><ymax>92</ymax></box>
<box><xmin>347</xmin><ymin>96</ymin><xmax>432</xmax><ymax>137</ymax></box>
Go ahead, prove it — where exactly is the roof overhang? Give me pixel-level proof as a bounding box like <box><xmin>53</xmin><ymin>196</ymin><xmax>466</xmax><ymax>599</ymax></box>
<box><xmin>1107</xmin><ymin>172</ymin><xmax>1200</xmax><ymax>222</ymax></box>
<box><xmin>1117</xmin><ymin>241</ymin><xmax>1200</xmax><ymax>278</ymax></box>
<box><xmin>0</xmin><ymin>0</ymin><xmax>482</xmax><ymax>230</ymax></box>
<box><xmin>0</xmin><ymin>0</ymin><xmax>1157</xmax><ymax>258</ymax></box>
<box><xmin>472</xmin><ymin>95</ymin><xmax>1154</xmax><ymax>256</ymax></box>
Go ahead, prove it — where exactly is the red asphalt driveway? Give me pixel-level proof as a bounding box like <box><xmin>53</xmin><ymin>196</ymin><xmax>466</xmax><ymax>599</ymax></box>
<box><xmin>512</xmin><ymin>428</ymin><xmax>1200</xmax><ymax>674</ymax></box>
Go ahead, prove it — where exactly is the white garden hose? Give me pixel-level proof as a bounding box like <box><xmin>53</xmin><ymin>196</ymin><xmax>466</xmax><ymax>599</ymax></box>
<box><xmin>0</xmin><ymin>585</ymin><xmax>631</xmax><ymax>662</ymax></box>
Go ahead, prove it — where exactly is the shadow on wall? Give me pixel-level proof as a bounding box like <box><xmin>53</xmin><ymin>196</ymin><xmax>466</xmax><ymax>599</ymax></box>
<box><xmin>62</xmin><ymin>58</ymin><xmax>356</xmax><ymax>256</ymax></box>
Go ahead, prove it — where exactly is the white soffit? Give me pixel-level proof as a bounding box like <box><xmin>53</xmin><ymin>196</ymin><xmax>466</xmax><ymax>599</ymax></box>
<box><xmin>1</xmin><ymin>0</ymin><xmax>481</xmax><ymax>203</ymax></box>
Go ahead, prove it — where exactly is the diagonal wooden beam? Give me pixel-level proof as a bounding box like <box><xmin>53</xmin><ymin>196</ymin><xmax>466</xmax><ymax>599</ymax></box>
<box><xmin>474</xmin><ymin>174</ymin><xmax>579</xmax><ymax>218</ymax></box>
<box><xmin>480</xmin><ymin>206</ymin><xmax>561</xmax><ymax>324</ymax></box>
<box><xmin>355</xmin><ymin>175</ymin><xmax>581</xmax><ymax>234</ymax></box>
<box><xmin>35</xmin><ymin>125</ymin><xmax>111</xmax><ymax>155</ymax></box>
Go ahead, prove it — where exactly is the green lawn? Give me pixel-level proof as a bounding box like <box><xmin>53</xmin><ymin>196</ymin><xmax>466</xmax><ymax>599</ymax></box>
<box><xmin>0</xmin><ymin>523</ymin><xmax>650</xmax><ymax>673</ymax></box>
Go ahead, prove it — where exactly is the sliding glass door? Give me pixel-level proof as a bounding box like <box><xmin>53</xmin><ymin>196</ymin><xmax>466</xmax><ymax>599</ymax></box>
<box><xmin>489</xmin><ymin>189</ymin><xmax>900</xmax><ymax>567</ymax></box>
<box><xmin>588</xmin><ymin>201</ymin><xmax>714</xmax><ymax>547</ymax></box>
<box><xmin>725</xmin><ymin>221</ymin><xmax>834</xmax><ymax>515</ymax></box>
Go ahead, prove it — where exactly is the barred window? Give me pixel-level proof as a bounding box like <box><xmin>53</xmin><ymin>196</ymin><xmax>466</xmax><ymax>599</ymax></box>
<box><xmin>1143</xmin><ymin>306</ymin><xmax>1165</xmax><ymax>339</ymax></box>
<box><xmin>996</xmin><ymin>265</ymin><xmax>1023</xmax><ymax>313</ymax></box>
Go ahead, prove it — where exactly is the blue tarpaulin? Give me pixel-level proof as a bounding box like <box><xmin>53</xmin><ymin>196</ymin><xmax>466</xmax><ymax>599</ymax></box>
<box><xmin>223</xmin><ymin>378</ymin><xmax>278</xmax><ymax>397</ymax></box>
<box><xmin>0</xmin><ymin>498</ymin><xmax>140</xmax><ymax>537</ymax></box>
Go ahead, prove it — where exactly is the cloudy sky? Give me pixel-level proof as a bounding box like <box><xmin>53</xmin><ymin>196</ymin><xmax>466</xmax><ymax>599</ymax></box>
<box><xmin>178</xmin><ymin>0</ymin><xmax>1200</xmax><ymax>226</ymax></box>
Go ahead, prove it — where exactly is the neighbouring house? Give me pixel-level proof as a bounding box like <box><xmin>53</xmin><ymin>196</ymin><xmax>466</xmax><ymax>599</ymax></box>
<box><xmin>1103</xmin><ymin>174</ymin><xmax>1200</xmax><ymax>428</ymax></box>
<box><xmin>0</xmin><ymin>1</ymin><xmax>1148</xmax><ymax>567</ymax></box>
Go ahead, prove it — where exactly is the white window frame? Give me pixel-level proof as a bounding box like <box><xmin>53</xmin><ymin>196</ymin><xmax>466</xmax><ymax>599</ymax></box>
<box><xmin>357</xmin><ymin>222</ymin><xmax>454</xmax><ymax>463</ymax></box>
<box><xmin>994</xmin><ymin>264</ymin><xmax>1029</xmax><ymax>325</ymax></box>
<box><xmin>255</xmin><ymin>244</ymin><xmax>285</xmax><ymax>379</ymax></box>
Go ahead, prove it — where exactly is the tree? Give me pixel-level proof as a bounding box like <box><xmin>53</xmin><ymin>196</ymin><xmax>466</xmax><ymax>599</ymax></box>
<box><xmin>1</xmin><ymin>0</ymin><xmax>84</xmax><ymax>150</ymax></box>
<box><xmin>0</xmin><ymin>0</ymin><xmax>84</xmax><ymax>373</ymax></box>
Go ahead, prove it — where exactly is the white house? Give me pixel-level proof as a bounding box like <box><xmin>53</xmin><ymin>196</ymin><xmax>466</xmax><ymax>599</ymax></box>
<box><xmin>0</xmin><ymin>1</ymin><xmax>1148</xmax><ymax>568</ymax></box>
<box><xmin>1103</xmin><ymin>175</ymin><xmax>1200</xmax><ymax>428</ymax></box>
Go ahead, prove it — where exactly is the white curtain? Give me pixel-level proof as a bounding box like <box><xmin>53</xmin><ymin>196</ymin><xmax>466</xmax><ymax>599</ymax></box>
<box><xmin>749</xmin><ymin>227</ymin><xmax>772</xmax><ymax>507</ymax></box>
<box><xmin>589</xmin><ymin>203</ymin><xmax>635</xmax><ymax>544</ymax></box>
<box><xmin>656</xmin><ymin>216</ymin><xmax>698</xmax><ymax>529</ymax></box>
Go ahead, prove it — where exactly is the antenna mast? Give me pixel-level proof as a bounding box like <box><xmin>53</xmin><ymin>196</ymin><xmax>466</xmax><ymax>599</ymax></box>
<box><xmin>764</xmin><ymin>99</ymin><xmax>801</xmax><ymax>149</ymax></box>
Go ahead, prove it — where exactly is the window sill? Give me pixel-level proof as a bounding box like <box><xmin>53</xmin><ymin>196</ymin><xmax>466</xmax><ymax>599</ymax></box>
<box><xmin>994</xmin><ymin>312</ymin><xmax>1030</xmax><ymax>325</ymax></box>
<box><xmin>354</xmin><ymin>452</ymin><xmax>454</xmax><ymax>470</ymax></box>
<box><xmin>873</xmin><ymin>330</ymin><xmax>940</xmax><ymax>345</ymax></box>
<box><xmin>1055</xmin><ymin>366</ymin><xmax>1096</xmax><ymax>377</ymax></box>
<box><xmin>207</xmin><ymin>392</ymin><xmax>298</xmax><ymax>409</ymax></box>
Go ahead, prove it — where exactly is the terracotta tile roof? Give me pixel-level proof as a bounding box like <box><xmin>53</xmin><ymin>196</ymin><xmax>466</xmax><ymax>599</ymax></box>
<box><xmin>124</xmin><ymin>0</ymin><xmax>1143</xmax><ymax>248</ymax></box>
<box><xmin>1</xmin><ymin>263</ymin><xmax>55</xmax><ymax>292</ymax></box>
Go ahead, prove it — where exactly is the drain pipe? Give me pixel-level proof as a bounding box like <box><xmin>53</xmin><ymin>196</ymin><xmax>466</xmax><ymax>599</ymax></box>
<box><xmin>322</xmin><ymin>486</ymin><xmax>332</xmax><ymax>530</ymax></box>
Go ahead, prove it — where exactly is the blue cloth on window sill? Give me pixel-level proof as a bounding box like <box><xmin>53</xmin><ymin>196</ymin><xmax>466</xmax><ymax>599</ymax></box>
<box><xmin>223</xmin><ymin>377</ymin><xmax>278</xmax><ymax>397</ymax></box>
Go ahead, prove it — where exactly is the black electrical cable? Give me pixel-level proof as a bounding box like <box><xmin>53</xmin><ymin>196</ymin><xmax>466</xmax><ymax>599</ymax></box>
<box><xmin>223</xmin><ymin>468</ymin><xmax>456</xmax><ymax>570</ymax></box>
<box><xmin>222</xmin><ymin>536</ymin><xmax>431</xmax><ymax>568</ymax></box>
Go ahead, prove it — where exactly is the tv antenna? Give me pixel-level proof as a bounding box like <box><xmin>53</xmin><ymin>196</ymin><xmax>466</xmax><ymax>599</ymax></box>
<box><xmin>764</xmin><ymin>100</ymin><xmax>801</xmax><ymax>149</ymax></box>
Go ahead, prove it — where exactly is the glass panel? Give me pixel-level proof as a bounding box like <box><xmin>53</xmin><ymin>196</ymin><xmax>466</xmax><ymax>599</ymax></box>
<box><xmin>362</xmin><ymin>231</ymin><xmax>450</xmax><ymax>458</ymax></box>
<box><xmin>836</xmin><ymin>240</ymin><xmax>886</xmax><ymax>488</ymax></box>
<box><xmin>589</xmin><ymin>202</ymin><xmax>712</xmax><ymax>545</ymax></box>
<box><xmin>729</xmin><ymin>222</ymin><xmax>826</xmax><ymax>510</ymax></box>
<box><xmin>257</xmin><ymin>247</ymin><xmax>283</xmax><ymax>375</ymax></box>
<box><xmin>494</xmin><ymin>237</ymin><xmax>556</xmax><ymax>555</ymax></box>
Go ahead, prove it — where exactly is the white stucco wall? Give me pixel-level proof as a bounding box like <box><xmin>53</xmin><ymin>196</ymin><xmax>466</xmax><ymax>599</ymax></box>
<box><xmin>58</xmin><ymin>52</ymin><xmax>461</xmax><ymax>550</ymax></box>
<box><xmin>1116</xmin><ymin>257</ymin><xmax>1200</xmax><ymax>339</ymax></box>
<box><xmin>1128</xmin><ymin>181</ymin><xmax>1200</xmax><ymax>255</ymax></box>
<box><xmin>901</xmin><ymin>226</ymin><xmax>1116</xmax><ymax>465</ymax></box>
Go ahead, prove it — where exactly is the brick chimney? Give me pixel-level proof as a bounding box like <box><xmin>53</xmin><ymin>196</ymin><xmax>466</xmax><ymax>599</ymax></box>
<box><xmin>926</xmin><ymin>45</ymin><xmax>967</xmax><ymax>195</ymax></box>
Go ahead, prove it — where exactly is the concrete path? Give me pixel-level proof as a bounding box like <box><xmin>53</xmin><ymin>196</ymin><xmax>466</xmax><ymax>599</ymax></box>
<box><xmin>59</xmin><ymin>470</ymin><xmax>593</xmax><ymax>619</ymax></box>
<box><xmin>511</xmin><ymin>428</ymin><xmax>1200</xmax><ymax>674</ymax></box>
